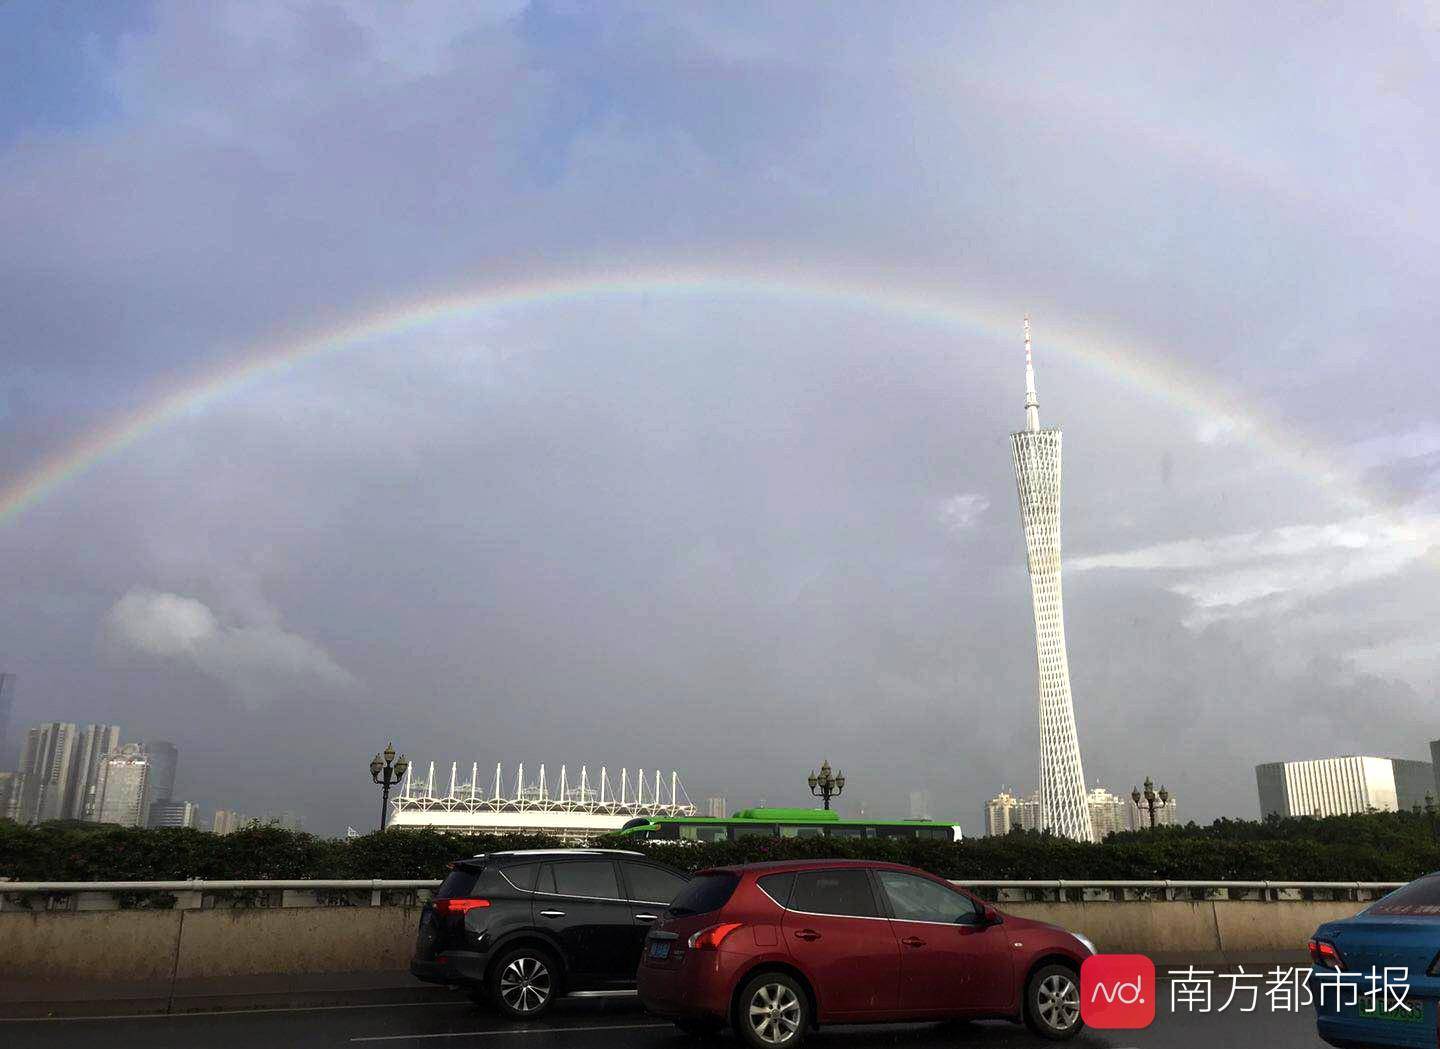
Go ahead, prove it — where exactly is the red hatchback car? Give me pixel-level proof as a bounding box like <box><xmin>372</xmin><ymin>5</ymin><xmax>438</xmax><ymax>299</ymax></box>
<box><xmin>638</xmin><ymin>860</ymin><xmax>1094</xmax><ymax>1047</ymax></box>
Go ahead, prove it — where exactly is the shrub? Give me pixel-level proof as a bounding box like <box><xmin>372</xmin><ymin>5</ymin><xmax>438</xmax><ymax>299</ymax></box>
<box><xmin>2</xmin><ymin>810</ymin><xmax>1436</xmax><ymax>883</ymax></box>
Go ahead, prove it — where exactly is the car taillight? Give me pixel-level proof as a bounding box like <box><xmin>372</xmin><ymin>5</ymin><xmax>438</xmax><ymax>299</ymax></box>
<box><xmin>1308</xmin><ymin>939</ymin><xmax>1343</xmax><ymax>970</ymax></box>
<box><xmin>434</xmin><ymin>898</ymin><xmax>490</xmax><ymax>916</ymax></box>
<box><xmin>688</xmin><ymin>922</ymin><xmax>743</xmax><ymax>950</ymax></box>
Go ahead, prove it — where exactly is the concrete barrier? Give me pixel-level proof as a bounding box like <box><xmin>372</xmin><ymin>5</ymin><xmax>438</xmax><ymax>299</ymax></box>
<box><xmin>0</xmin><ymin>897</ymin><xmax>1354</xmax><ymax>987</ymax></box>
<box><xmin>1003</xmin><ymin>899</ymin><xmax>1360</xmax><ymax>965</ymax></box>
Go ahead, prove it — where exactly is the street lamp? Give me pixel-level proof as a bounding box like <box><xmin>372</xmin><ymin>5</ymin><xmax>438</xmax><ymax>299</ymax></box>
<box><xmin>1130</xmin><ymin>776</ymin><xmax>1170</xmax><ymax>830</ymax></box>
<box><xmin>370</xmin><ymin>743</ymin><xmax>409</xmax><ymax>832</ymax></box>
<box><xmin>807</xmin><ymin>759</ymin><xmax>846</xmax><ymax>811</ymax></box>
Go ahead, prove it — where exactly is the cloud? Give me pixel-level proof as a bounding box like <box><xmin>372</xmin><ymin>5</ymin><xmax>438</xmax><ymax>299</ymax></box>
<box><xmin>1195</xmin><ymin>415</ymin><xmax>1252</xmax><ymax>445</ymax></box>
<box><xmin>103</xmin><ymin>588</ymin><xmax>354</xmax><ymax>697</ymax></box>
<box><xmin>1072</xmin><ymin>513</ymin><xmax>1439</xmax><ymax>626</ymax></box>
<box><xmin>939</xmin><ymin>493</ymin><xmax>991</xmax><ymax>533</ymax></box>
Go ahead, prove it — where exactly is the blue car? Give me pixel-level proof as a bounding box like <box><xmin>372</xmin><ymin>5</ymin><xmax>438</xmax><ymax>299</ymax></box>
<box><xmin>1311</xmin><ymin>872</ymin><xmax>1440</xmax><ymax>1048</ymax></box>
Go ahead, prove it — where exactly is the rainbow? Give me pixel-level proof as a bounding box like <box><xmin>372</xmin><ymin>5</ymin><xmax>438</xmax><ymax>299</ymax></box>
<box><xmin>0</xmin><ymin>264</ymin><xmax>1375</xmax><ymax>529</ymax></box>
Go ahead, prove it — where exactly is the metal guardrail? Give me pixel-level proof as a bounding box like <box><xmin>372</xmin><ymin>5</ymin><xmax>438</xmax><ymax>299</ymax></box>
<box><xmin>0</xmin><ymin>880</ymin><xmax>439</xmax><ymax>892</ymax></box>
<box><xmin>951</xmin><ymin>880</ymin><xmax>1404</xmax><ymax>904</ymax></box>
<box><xmin>0</xmin><ymin>877</ymin><xmax>1405</xmax><ymax>912</ymax></box>
<box><xmin>0</xmin><ymin>878</ymin><xmax>1404</xmax><ymax>892</ymax></box>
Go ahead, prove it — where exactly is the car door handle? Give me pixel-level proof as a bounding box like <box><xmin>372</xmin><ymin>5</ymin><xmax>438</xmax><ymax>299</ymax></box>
<box><xmin>901</xmin><ymin>936</ymin><xmax>926</xmax><ymax>948</ymax></box>
<box><xmin>539</xmin><ymin>910</ymin><xmax>566</xmax><ymax>918</ymax></box>
<box><xmin>793</xmin><ymin>929</ymin><xmax>821</xmax><ymax>941</ymax></box>
<box><xmin>634</xmin><ymin>913</ymin><xmax>659</xmax><ymax>922</ymax></box>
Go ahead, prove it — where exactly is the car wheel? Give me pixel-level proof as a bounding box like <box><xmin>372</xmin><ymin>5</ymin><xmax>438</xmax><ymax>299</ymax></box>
<box><xmin>488</xmin><ymin>946</ymin><xmax>559</xmax><ymax>1020</ymax></box>
<box><xmin>1024</xmin><ymin>963</ymin><xmax>1083</xmax><ymax>1040</ymax></box>
<box><xmin>734</xmin><ymin>971</ymin><xmax>808</xmax><ymax>1049</ymax></box>
<box><xmin>674</xmin><ymin>1018</ymin><xmax>724</xmax><ymax>1037</ymax></box>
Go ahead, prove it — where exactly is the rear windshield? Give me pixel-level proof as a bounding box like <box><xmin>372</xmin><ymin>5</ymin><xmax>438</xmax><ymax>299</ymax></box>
<box><xmin>669</xmin><ymin>873</ymin><xmax>739</xmax><ymax>916</ymax></box>
<box><xmin>1368</xmin><ymin>875</ymin><xmax>1440</xmax><ymax>915</ymax></box>
<box><xmin>437</xmin><ymin>868</ymin><xmax>481</xmax><ymax>899</ymax></box>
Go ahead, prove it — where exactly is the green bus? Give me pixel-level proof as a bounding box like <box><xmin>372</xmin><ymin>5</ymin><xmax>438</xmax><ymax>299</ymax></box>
<box><xmin>616</xmin><ymin>807</ymin><xmax>962</xmax><ymax>843</ymax></box>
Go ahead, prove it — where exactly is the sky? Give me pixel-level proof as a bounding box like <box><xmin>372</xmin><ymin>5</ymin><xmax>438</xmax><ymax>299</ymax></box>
<box><xmin>1</xmin><ymin>1</ymin><xmax>1437</xmax><ymax>835</ymax></box>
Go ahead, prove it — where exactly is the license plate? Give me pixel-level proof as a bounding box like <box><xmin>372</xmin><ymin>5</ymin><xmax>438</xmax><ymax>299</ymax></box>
<box><xmin>648</xmin><ymin>940</ymin><xmax>671</xmax><ymax>960</ymax></box>
<box><xmin>1356</xmin><ymin>1000</ymin><xmax>1422</xmax><ymax>1024</ymax></box>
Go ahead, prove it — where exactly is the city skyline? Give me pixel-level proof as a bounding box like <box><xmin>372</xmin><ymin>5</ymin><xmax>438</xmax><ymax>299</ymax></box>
<box><xmin>1</xmin><ymin>5</ymin><xmax>1437</xmax><ymax>834</ymax></box>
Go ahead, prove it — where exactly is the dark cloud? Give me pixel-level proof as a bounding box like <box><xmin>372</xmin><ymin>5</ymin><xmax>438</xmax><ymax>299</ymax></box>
<box><xmin>0</xmin><ymin>2</ymin><xmax>1437</xmax><ymax>832</ymax></box>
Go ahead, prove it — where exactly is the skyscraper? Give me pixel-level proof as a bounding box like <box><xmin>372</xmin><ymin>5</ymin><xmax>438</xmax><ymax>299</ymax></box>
<box><xmin>909</xmin><ymin>790</ymin><xmax>933</xmax><ymax>821</ymax></box>
<box><xmin>15</xmin><ymin>722</ymin><xmax>80</xmax><ymax>824</ymax></box>
<box><xmin>1009</xmin><ymin>319</ymin><xmax>1094</xmax><ymax>842</ymax></box>
<box><xmin>705</xmin><ymin>796</ymin><xmax>727</xmax><ymax>819</ymax></box>
<box><xmin>93</xmin><ymin>744</ymin><xmax>151</xmax><ymax>827</ymax></box>
<box><xmin>143</xmin><ymin>740</ymin><xmax>179</xmax><ymax>804</ymax></box>
<box><xmin>0</xmin><ymin>673</ymin><xmax>14</xmax><ymax>765</ymax></box>
<box><xmin>68</xmin><ymin>723</ymin><xmax>122</xmax><ymax>821</ymax></box>
<box><xmin>0</xmin><ymin>771</ymin><xmax>18</xmax><ymax>822</ymax></box>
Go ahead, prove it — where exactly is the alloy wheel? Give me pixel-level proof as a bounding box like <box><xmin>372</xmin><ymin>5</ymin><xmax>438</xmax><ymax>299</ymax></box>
<box><xmin>1036</xmin><ymin>972</ymin><xmax>1080</xmax><ymax>1031</ymax></box>
<box><xmin>499</xmin><ymin>956</ymin><xmax>552</xmax><ymax>1014</ymax></box>
<box><xmin>747</xmin><ymin>981</ymin><xmax>802</xmax><ymax>1045</ymax></box>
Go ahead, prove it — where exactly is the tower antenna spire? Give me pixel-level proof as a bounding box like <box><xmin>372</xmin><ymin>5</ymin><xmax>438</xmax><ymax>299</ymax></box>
<box><xmin>1023</xmin><ymin>314</ymin><xmax>1040</xmax><ymax>432</ymax></box>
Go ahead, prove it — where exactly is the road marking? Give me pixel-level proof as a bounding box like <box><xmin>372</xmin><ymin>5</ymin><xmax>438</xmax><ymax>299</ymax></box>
<box><xmin>350</xmin><ymin>1022</ymin><xmax>671</xmax><ymax>1042</ymax></box>
<box><xmin>0</xmin><ymin>1000</ymin><xmax>473</xmax><ymax>1023</ymax></box>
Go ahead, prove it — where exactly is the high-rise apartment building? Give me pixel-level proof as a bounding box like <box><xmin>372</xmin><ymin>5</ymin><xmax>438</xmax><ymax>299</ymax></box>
<box><xmin>1432</xmin><ymin>740</ymin><xmax>1440</xmax><ymax>806</ymax></box>
<box><xmin>93</xmin><ymin>744</ymin><xmax>151</xmax><ymax>827</ymax></box>
<box><xmin>1256</xmin><ymin>756</ymin><xmax>1432</xmax><ymax>818</ymax></box>
<box><xmin>68</xmin><ymin>723</ymin><xmax>122</xmax><ymax>820</ymax></box>
<box><xmin>1086</xmin><ymin>787</ymin><xmax>1129</xmax><ymax>841</ymax></box>
<box><xmin>212</xmin><ymin>809</ymin><xmax>248</xmax><ymax>835</ymax></box>
<box><xmin>985</xmin><ymin>790</ymin><xmax>1021</xmax><ymax>836</ymax></box>
<box><xmin>15</xmin><ymin>722</ymin><xmax>80</xmax><ymax>824</ymax></box>
<box><xmin>1126</xmin><ymin>792</ymin><xmax>1179</xmax><ymax>829</ymax></box>
<box><xmin>148</xmin><ymin>800</ymin><xmax>196</xmax><ymax>829</ymax></box>
<box><xmin>705</xmin><ymin>796</ymin><xmax>727</xmax><ymax>819</ymax></box>
<box><xmin>985</xmin><ymin>789</ymin><xmax>1043</xmax><ymax>836</ymax></box>
<box><xmin>1009</xmin><ymin>320</ymin><xmax>1093</xmax><ymax>841</ymax></box>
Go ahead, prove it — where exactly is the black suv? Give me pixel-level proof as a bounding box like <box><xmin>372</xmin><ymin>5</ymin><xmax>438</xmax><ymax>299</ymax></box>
<box><xmin>411</xmin><ymin>849</ymin><xmax>688</xmax><ymax>1019</ymax></box>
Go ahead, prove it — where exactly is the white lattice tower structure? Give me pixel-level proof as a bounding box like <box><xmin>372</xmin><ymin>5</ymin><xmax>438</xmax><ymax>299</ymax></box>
<box><xmin>1009</xmin><ymin>317</ymin><xmax>1094</xmax><ymax>842</ymax></box>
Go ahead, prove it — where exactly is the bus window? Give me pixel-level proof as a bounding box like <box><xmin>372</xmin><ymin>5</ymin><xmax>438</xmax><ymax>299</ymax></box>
<box><xmin>876</xmin><ymin>826</ymin><xmax>916</xmax><ymax>839</ymax></box>
<box><xmin>780</xmin><ymin>825</ymin><xmax>824</xmax><ymax>838</ymax></box>
<box><xmin>826</xmin><ymin>826</ymin><xmax>865</xmax><ymax>838</ymax></box>
<box><xmin>644</xmin><ymin>823</ymin><xmax>679</xmax><ymax>840</ymax></box>
<box><xmin>919</xmin><ymin>827</ymin><xmax>953</xmax><ymax>841</ymax></box>
<box><xmin>696</xmin><ymin>824</ymin><xmax>727</xmax><ymax>843</ymax></box>
<box><xmin>729</xmin><ymin>824</ymin><xmax>778</xmax><ymax>840</ymax></box>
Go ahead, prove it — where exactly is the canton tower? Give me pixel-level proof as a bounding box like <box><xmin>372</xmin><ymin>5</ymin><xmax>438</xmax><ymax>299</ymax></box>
<box><xmin>1009</xmin><ymin>318</ymin><xmax>1094</xmax><ymax>842</ymax></box>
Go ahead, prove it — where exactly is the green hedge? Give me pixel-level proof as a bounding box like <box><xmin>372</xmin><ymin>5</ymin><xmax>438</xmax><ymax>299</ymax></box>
<box><xmin>2</xmin><ymin>810</ymin><xmax>1437</xmax><ymax>884</ymax></box>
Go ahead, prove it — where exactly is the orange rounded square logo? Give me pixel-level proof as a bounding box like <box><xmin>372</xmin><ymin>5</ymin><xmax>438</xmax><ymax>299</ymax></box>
<box><xmin>1080</xmin><ymin>953</ymin><xmax>1156</xmax><ymax>1028</ymax></box>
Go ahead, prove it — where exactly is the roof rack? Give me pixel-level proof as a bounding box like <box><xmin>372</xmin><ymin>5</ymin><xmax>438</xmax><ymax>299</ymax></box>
<box><xmin>468</xmin><ymin>848</ymin><xmax>646</xmax><ymax>859</ymax></box>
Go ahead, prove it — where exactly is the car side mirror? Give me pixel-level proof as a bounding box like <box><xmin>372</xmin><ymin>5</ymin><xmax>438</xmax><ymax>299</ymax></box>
<box><xmin>956</xmin><ymin>905</ymin><xmax>1000</xmax><ymax>927</ymax></box>
<box><xmin>965</xmin><ymin>905</ymin><xmax>1000</xmax><ymax>926</ymax></box>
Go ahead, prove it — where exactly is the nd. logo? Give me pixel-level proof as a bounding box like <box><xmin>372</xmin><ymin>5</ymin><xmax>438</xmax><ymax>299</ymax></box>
<box><xmin>1080</xmin><ymin>954</ymin><xmax>1156</xmax><ymax>1028</ymax></box>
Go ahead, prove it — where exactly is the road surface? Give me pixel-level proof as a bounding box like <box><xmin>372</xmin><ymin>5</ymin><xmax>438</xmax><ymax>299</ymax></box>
<box><xmin>2</xmin><ymin>995</ymin><xmax>1330</xmax><ymax>1049</ymax></box>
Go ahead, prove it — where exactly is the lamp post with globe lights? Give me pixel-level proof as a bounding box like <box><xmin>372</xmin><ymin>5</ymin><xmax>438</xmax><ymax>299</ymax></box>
<box><xmin>808</xmin><ymin>759</ymin><xmax>846</xmax><ymax>811</ymax></box>
<box><xmin>370</xmin><ymin>744</ymin><xmax>409</xmax><ymax>832</ymax></box>
<box><xmin>1131</xmin><ymin>776</ymin><xmax>1170</xmax><ymax>830</ymax></box>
